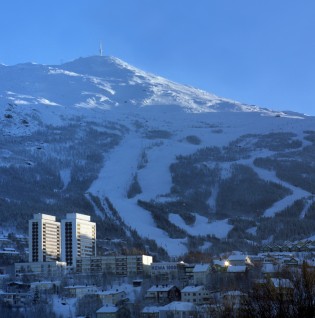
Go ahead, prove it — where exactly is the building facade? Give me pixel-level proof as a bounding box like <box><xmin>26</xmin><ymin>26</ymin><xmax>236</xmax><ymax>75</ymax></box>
<box><xmin>145</xmin><ymin>285</ymin><xmax>181</xmax><ymax>304</ymax></box>
<box><xmin>29</xmin><ymin>214</ymin><xmax>60</xmax><ymax>262</ymax></box>
<box><xmin>15</xmin><ymin>261</ymin><xmax>66</xmax><ymax>276</ymax></box>
<box><xmin>181</xmin><ymin>285</ymin><xmax>210</xmax><ymax>305</ymax></box>
<box><xmin>61</xmin><ymin>213</ymin><xmax>96</xmax><ymax>267</ymax></box>
<box><xmin>76</xmin><ymin>254</ymin><xmax>152</xmax><ymax>276</ymax></box>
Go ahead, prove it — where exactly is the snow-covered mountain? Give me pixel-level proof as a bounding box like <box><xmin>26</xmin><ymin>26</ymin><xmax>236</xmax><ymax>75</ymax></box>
<box><xmin>1</xmin><ymin>56</ymin><xmax>315</xmax><ymax>257</ymax></box>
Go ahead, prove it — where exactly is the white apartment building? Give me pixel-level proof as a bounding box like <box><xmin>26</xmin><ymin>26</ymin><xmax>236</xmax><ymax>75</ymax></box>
<box><xmin>15</xmin><ymin>261</ymin><xmax>66</xmax><ymax>276</ymax></box>
<box><xmin>29</xmin><ymin>214</ymin><xmax>60</xmax><ymax>262</ymax></box>
<box><xmin>76</xmin><ymin>254</ymin><xmax>153</xmax><ymax>276</ymax></box>
<box><xmin>181</xmin><ymin>285</ymin><xmax>210</xmax><ymax>305</ymax></box>
<box><xmin>61</xmin><ymin>213</ymin><xmax>96</xmax><ymax>267</ymax></box>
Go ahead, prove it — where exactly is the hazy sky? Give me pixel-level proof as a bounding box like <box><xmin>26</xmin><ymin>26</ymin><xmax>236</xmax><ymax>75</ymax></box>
<box><xmin>1</xmin><ymin>0</ymin><xmax>314</xmax><ymax>115</ymax></box>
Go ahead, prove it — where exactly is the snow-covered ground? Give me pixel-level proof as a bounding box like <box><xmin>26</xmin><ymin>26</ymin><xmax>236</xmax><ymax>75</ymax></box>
<box><xmin>1</xmin><ymin>55</ymin><xmax>315</xmax><ymax>255</ymax></box>
<box><xmin>169</xmin><ymin>213</ymin><xmax>232</xmax><ymax>238</ymax></box>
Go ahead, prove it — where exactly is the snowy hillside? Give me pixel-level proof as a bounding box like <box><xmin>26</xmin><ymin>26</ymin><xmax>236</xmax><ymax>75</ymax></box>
<box><xmin>0</xmin><ymin>56</ymin><xmax>315</xmax><ymax>257</ymax></box>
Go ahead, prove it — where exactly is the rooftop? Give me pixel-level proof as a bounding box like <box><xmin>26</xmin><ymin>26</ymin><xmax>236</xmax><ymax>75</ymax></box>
<box><xmin>181</xmin><ymin>285</ymin><xmax>205</xmax><ymax>292</ymax></box>
<box><xmin>147</xmin><ymin>284</ymin><xmax>175</xmax><ymax>292</ymax></box>
<box><xmin>96</xmin><ymin>304</ymin><xmax>118</xmax><ymax>313</ymax></box>
<box><xmin>193</xmin><ymin>264</ymin><xmax>210</xmax><ymax>273</ymax></box>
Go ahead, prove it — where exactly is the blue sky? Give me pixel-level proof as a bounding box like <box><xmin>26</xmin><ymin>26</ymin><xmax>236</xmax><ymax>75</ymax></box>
<box><xmin>1</xmin><ymin>0</ymin><xmax>314</xmax><ymax>115</ymax></box>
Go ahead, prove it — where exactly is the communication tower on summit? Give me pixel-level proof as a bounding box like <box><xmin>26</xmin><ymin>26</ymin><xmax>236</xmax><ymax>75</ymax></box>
<box><xmin>99</xmin><ymin>42</ymin><xmax>103</xmax><ymax>56</ymax></box>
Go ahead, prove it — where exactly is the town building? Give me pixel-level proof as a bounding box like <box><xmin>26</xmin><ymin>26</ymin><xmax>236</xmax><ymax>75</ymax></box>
<box><xmin>182</xmin><ymin>263</ymin><xmax>195</xmax><ymax>284</ymax></box>
<box><xmin>96</xmin><ymin>304</ymin><xmax>119</xmax><ymax>318</ymax></box>
<box><xmin>15</xmin><ymin>261</ymin><xmax>66</xmax><ymax>276</ymax></box>
<box><xmin>181</xmin><ymin>285</ymin><xmax>210</xmax><ymax>305</ymax></box>
<box><xmin>140</xmin><ymin>306</ymin><xmax>160</xmax><ymax>318</ymax></box>
<box><xmin>145</xmin><ymin>284</ymin><xmax>181</xmax><ymax>304</ymax></box>
<box><xmin>96</xmin><ymin>289</ymin><xmax>127</xmax><ymax>305</ymax></box>
<box><xmin>150</xmin><ymin>262</ymin><xmax>178</xmax><ymax>280</ymax></box>
<box><xmin>192</xmin><ymin>264</ymin><xmax>211</xmax><ymax>285</ymax></box>
<box><xmin>61</xmin><ymin>213</ymin><xmax>96</xmax><ymax>267</ymax></box>
<box><xmin>28</xmin><ymin>213</ymin><xmax>60</xmax><ymax>262</ymax></box>
<box><xmin>76</xmin><ymin>254</ymin><xmax>152</xmax><ymax>276</ymax></box>
<box><xmin>63</xmin><ymin>285</ymin><xmax>99</xmax><ymax>298</ymax></box>
<box><xmin>96</xmin><ymin>305</ymin><xmax>130</xmax><ymax>318</ymax></box>
<box><xmin>0</xmin><ymin>292</ymin><xmax>30</xmax><ymax>307</ymax></box>
<box><xmin>150</xmin><ymin>261</ymin><xmax>189</xmax><ymax>283</ymax></box>
<box><xmin>227</xmin><ymin>253</ymin><xmax>252</xmax><ymax>267</ymax></box>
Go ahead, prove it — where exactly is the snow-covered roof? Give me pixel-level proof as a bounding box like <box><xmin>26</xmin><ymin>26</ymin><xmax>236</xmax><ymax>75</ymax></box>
<box><xmin>181</xmin><ymin>285</ymin><xmax>204</xmax><ymax>292</ymax></box>
<box><xmin>3</xmin><ymin>247</ymin><xmax>16</xmax><ymax>251</ymax></box>
<box><xmin>193</xmin><ymin>264</ymin><xmax>210</xmax><ymax>273</ymax></box>
<box><xmin>147</xmin><ymin>284</ymin><xmax>175</xmax><ymax>292</ymax></box>
<box><xmin>96</xmin><ymin>289</ymin><xmax>125</xmax><ymax>295</ymax></box>
<box><xmin>213</xmin><ymin>260</ymin><xmax>225</xmax><ymax>267</ymax></box>
<box><xmin>96</xmin><ymin>304</ymin><xmax>118</xmax><ymax>313</ymax></box>
<box><xmin>64</xmin><ymin>285</ymin><xmax>97</xmax><ymax>289</ymax></box>
<box><xmin>228</xmin><ymin>254</ymin><xmax>247</xmax><ymax>261</ymax></box>
<box><xmin>142</xmin><ymin>306</ymin><xmax>161</xmax><ymax>313</ymax></box>
<box><xmin>0</xmin><ymin>251</ymin><xmax>19</xmax><ymax>255</ymax></box>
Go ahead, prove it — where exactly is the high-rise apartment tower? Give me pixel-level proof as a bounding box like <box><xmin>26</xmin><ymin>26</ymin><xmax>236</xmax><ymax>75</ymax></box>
<box><xmin>29</xmin><ymin>214</ymin><xmax>61</xmax><ymax>262</ymax></box>
<box><xmin>61</xmin><ymin>213</ymin><xmax>96</xmax><ymax>267</ymax></box>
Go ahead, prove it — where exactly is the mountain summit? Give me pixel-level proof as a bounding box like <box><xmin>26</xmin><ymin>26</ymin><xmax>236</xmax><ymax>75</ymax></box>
<box><xmin>1</xmin><ymin>56</ymin><xmax>314</xmax><ymax>257</ymax></box>
<box><xmin>0</xmin><ymin>56</ymin><xmax>299</xmax><ymax>116</ymax></box>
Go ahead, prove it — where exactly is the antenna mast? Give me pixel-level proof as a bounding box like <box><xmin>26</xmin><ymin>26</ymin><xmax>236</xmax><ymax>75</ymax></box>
<box><xmin>99</xmin><ymin>41</ymin><xmax>103</xmax><ymax>56</ymax></box>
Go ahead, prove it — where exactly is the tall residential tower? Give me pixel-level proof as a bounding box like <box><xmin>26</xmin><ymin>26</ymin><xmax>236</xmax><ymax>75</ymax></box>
<box><xmin>29</xmin><ymin>214</ymin><xmax>61</xmax><ymax>262</ymax></box>
<box><xmin>61</xmin><ymin>213</ymin><xmax>96</xmax><ymax>267</ymax></box>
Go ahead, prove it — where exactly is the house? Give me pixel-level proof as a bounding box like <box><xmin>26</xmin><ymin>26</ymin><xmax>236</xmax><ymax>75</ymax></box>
<box><xmin>6</xmin><ymin>281</ymin><xmax>31</xmax><ymax>293</ymax></box>
<box><xmin>227</xmin><ymin>253</ymin><xmax>252</xmax><ymax>267</ymax></box>
<box><xmin>181</xmin><ymin>285</ymin><xmax>210</xmax><ymax>304</ymax></box>
<box><xmin>0</xmin><ymin>291</ymin><xmax>30</xmax><ymax>307</ymax></box>
<box><xmin>192</xmin><ymin>264</ymin><xmax>211</xmax><ymax>285</ymax></box>
<box><xmin>159</xmin><ymin>301</ymin><xmax>197</xmax><ymax>318</ymax></box>
<box><xmin>261</xmin><ymin>262</ymin><xmax>279</xmax><ymax>276</ymax></box>
<box><xmin>30</xmin><ymin>281</ymin><xmax>60</xmax><ymax>293</ymax></box>
<box><xmin>261</xmin><ymin>244</ymin><xmax>273</xmax><ymax>253</ymax></box>
<box><xmin>145</xmin><ymin>284</ymin><xmax>181</xmax><ymax>304</ymax></box>
<box><xmin>96</xmin><ymin>289</ymin><xmax>127</xmax><ymax>305</ymax></box>
<box><xmin>281</xmin><ymin>256</ymin><xmax>299</xmax><ymax>267</ymax></box>
<box><xmin>248</xmin><ymin>255</ymin><xmax>264</xmax><ymax>266</ymax></box>
<box><xmin>260</xmin><ymin>254</ymin><xmax>282</xmax><ymax>275</ymax></box>
<box><xmin>140</xmin><ymin>306</ymin><xmax>160</xmax><ymax>318</ymax></box>
<box><xmin>63</xmin><ymin>285</ymin><xmax>98</xmax><ymax>298</ymax></box>
<box><xmin>261</xmin><ymin>253</ymin><xmax>279</xmax><ymax>265</ymax></box>
<box><xmin>96</xmin><ymin>304</ymin><xmax>119</xmax><ymax>318</ymax></box>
